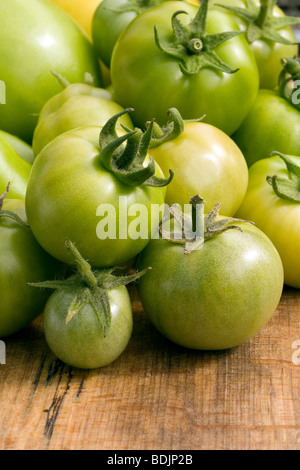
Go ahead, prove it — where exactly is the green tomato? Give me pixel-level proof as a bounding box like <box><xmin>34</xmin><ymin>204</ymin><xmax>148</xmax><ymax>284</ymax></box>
<box><xmin>150</xmin><ymin>120</ymin><xmax>248</xmax><ymax>216</ymax></box>
<box><xmin>35</xmin><ymin>240</ymin><xmax>147</xmax><ymax>369</ymax></box>
<box><xmin>236</xmin><ymin>153</ymin><xmax>300</xmax><ymax>289</ymax></box>
<box><xmin>0</xmin><ymin>0</ymin><xmax>102</xmax><ymax>143</ymax></box>
<box><xmin>92</xmin><ymin>0</ymin><xmax>179</xmax><ymax>68</ymax></box>
<box><xmin>0</xmin><ymin>197</ymin><xmax>61</xmax><ymax>337</ymax></box>
<box><xmin>232</xmin><ymin>89</ymin><xmax>300</xmax><ymax>167</ymax></box>
<box><xmin>32</xmin><ymin>81</ymin><xmax>133</xmax><ymax>156</ymax></box>
<box><xmin>211</xmin><ymin>0</ymin><xmax>299</xmax><ymax>90</ymax></box>
<box><xmin>111</xmin><ymin>1</ymin><xmax>259</xmax><ymax>135</ymax></box>
<box><xmin>43</xmin><ymin>284</ymin><xmax>133</xmax><ymax>369</ymax></box>
<box><xmin>0</xmin><ymin>134</ymin><xmax>31</xmax><ymax>199</ymax></box>
<box><xmin>26</xmin><ymin>117</ymin><xmax>171</xmax><ymax>268</ymax></box>
<box><xmin>137</xmin><ymin>202</ymin><xmax>284</xmax><ymax>350</ymax></box>
<box><xmin>0</xmin><ymin>130</ymin><xmax>34</xmax><ymax>164</ymax></box>
<box><xmin>35</xmin><ymin>80</ymin><xmax>113</xmax><ymax>120</ymax></box>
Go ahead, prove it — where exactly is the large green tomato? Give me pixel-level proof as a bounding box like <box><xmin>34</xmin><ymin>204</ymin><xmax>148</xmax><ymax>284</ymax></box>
<box><xmin>0</xmin><ymin>0</ymin><xmax>102</xmax><ymax>143</ymax></box>
<box><xmin>0</xmin><ymin>196</ymin><xmax>61</xmax><ymax>337</ymax></box>
<box><xmin>150</xmin><ymin>117</ymin><xmax>248</xmax><ymax>215</ymax></box>
<box><xmin>26</xmin><ymin>116</ymin><xmax>171</xmax><ymax>268</ymax></box>
<box><xmin>236</xmin><ymin>153</ymin><xmax>300</xmax><ymax>289</ymax></box>
<box><xmin>32</xmin><ymin>81</ymin><xmax>133</xmax><ymax>156</ymax></box>
<box><xmin>0</xmin><ymin>134</ymin><xmax>31</xmax><ymax>199</ymax></box>
<box><xmin>111</xmin><ymin>1</ymin><xmax>259</xmax><ymax>135</ymax></box>
<box><xmin>232</xmin><ymin>89</ymin><xmax>300</xmax><ymax>167</ymax></box>
<box><xmin>137</xmin><ymin>200</ymin><xmax>284</xmax><ymax>350</ymax></box>
<box><xmin>211</xmin><ymin>0</ymin><xmax>299</xmax><ymax>90</ymax></box>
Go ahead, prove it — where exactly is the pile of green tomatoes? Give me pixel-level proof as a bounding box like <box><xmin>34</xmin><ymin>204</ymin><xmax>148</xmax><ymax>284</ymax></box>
<box><xmin>0</xmin><ymin>0</ymin><xmax>299</xmax><ymax>369</ymax></box>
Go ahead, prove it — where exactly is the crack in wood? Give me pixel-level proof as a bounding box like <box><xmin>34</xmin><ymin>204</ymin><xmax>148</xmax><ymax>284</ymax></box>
<box><xmin>33</xmin><ymin>353</ymin><xmax>47</xmax><ymax>391</ymax></box>
<box><xmin>46</xmin><ymin>359</ymin><xmax>65</xmax><ymax>384</ymax></box>
<box><xmin>43</xmin><ymin>363</ymin><xmax>73</xmax><ymax>442</ymax></box>
<box><xmin>76</xmin><ymin>377</ymin><xmax>86</xmax><ymax>399</ymax></box>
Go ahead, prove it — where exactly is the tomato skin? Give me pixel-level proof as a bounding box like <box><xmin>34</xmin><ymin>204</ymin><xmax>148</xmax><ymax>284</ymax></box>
<box><xmin>50</xmin><ymin>0</ymin><xmax>102</xmax><ymax>38</ymax></box>
<box><xmin>236</xmin><ymin>155</ymin><xmax>300</xmax><ymax>289</ymax></box>
<box><xmin>0</xmin><ymin>0</ymin><xmax>102</xmax><ymax>143</ymax></box>
<box><xmin>252</xmin><ymin>32</ymin><xmax>298</xmax><ymax>91</ymax></box>
<box><xmin>137</xmin><ymin>222</ymin><xmax>284</xmax><ymax>350</ymax></box>
<box><xmin>150</xmin><ymin>122</ymin><xmax>248</xmax><ymax>215</ymax></box>
<box><xmin>43</xmin><ymin>285</ymin><xmax>133</xmax><ymax>369</ymax></box>
<box><xmin>0</xmin><ymin>131</ymin><xmax>34</xmax><ymax>165</ymax></box>
<box><xmin>92</xmin><ymin>0</ymin><xmax>140</xmax><ymax>68</ymax></box>
<box><xmin>32</xmin><ymin>84</ymin><xmax>133</xmax><ymax>156</ymax></box>
<box><xmin>92</xmin><ymin>0</ymin><xmax>185</xmax><ymax>68</ymax></box>
<box><xmin>36</xmin><ymin>83</ymin><xmax>113</xmax><ymax>121</ymax></box>
<box><xmin>26</xmin><ymin>126</ymin><xmax>167</xmax><ymax>268</ymax></box>
<box><xmin>0</xmin><ymin>135</ymin><xmax>31</xmax><ymax>199</ymax></box>
<box><xmin>232</xmin><ymin>90</ymin><xmax>300</xmax><ymax>167</ymax></box>
<box><xmin>111</xmin><ymin>1</ymin><xmax>259</xmax><ymax>136</ymax></box>
<box><xmin>211</xmin><ymin>0</ymin><xmax>298</xmax><ymax>90</ymax></box>
<box><xmin>0</xmin><ymin>199</ymin><xmax>61</xmax><ymax>338</ymax></box>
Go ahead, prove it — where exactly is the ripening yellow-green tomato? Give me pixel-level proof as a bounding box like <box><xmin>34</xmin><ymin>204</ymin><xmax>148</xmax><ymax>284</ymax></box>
<box><xmin>150</xmin><ymin>121</ymin><xmax>248</xmax><ymax>216</ymax></box>
<box><xmin>236</xmin><ymin>153</ymin><xmax>300</xmax><ymax>289</ymax></box>
<box><xmin>50</xmin><ymin>0</ymin><xmax>102</xmax><ymax>38</ymax></box>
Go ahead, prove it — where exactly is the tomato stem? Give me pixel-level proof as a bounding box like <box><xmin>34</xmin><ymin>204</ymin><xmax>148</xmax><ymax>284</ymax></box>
<box><xmin>65</xmin><ymin>240</ymin><xmax>98</xmax><ymax>289</ymax></box>
<box><xmin>187</xmin><ymin>38</ymin><xmax>203</xmax><ymax>54</ymax></box>
<box><xmin>159</xmin><ymin>196</ymin><xmax>251</xmax><ymax>253</ymax></box>
<box><xmin>255</xmin><ymin>0</ymin><xmax>271</xmax><ymax>29</ymax></box>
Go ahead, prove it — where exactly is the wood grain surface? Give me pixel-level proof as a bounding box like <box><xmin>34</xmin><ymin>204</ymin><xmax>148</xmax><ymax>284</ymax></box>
<box><xmin>0</xmin><ymin>285</ymin><xmax>299</xmax><ymax>450</ymax></box>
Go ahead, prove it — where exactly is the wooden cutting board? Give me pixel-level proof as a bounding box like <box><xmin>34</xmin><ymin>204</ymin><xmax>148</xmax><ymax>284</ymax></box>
<box><xmin>0</xmin><ymin>285</ymin><xmax>299</xmax><ymax>450</ymax></box>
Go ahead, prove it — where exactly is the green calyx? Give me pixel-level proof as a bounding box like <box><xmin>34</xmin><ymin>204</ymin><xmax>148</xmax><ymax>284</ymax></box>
<box><xmin>51</xmin><ymin>70</ymin><xmax>97</xmax><ymax>89</ymax></box>
<box><xmin>154</xmin><ymin>0</ymin><xmax>243</xmax><ymax>75</ymax></box>
<box><xmin>267</xmin><ymin>152</ymin><xmax>300</xmax><ymax>203</ymax></box>
<box><xmin>217</xmin><ymin>0</ymin><xmax>300</xmax><ymax>45</ymax></box>
<box><xmin>29</xmin><ymin>239</ymin><xmax>150</xmax><ymax>336</ymax></box>
<box><xmin>278</xmin><ymin>57</ymin><xmax>300</xmax><ymax>110</ymax></box>
<box><xmin>159</xmin><ymin>195</ymin><xmax>251</xmax><ymax>254</ymax></box>
<box><xmin>51</xmin><ymin>71</ymin><xmax>71</xmax><ymax>89</ymax></box>
<box><xmin>50</xmin><ymin>70</ymin><xmax>112</xmax><ymax>100</ymax></box>
<box><xmin>148</xmin><ymin>107</ymin><xmax>205</xmax><ymax>148</ymax></box>
<box><xmin>99</xmin><ymin>109</ymin><xmax>174</xmax><ymax>187</ymax></box>
<box><xmin>102</xmin><ymin>0</ymin><xmax>166</xmax><ymax>15</ymax></box>
<box><xmin>0</xmin><ymin>183</ymin><xmax>29</xmax><ymax>227</ymax></box>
